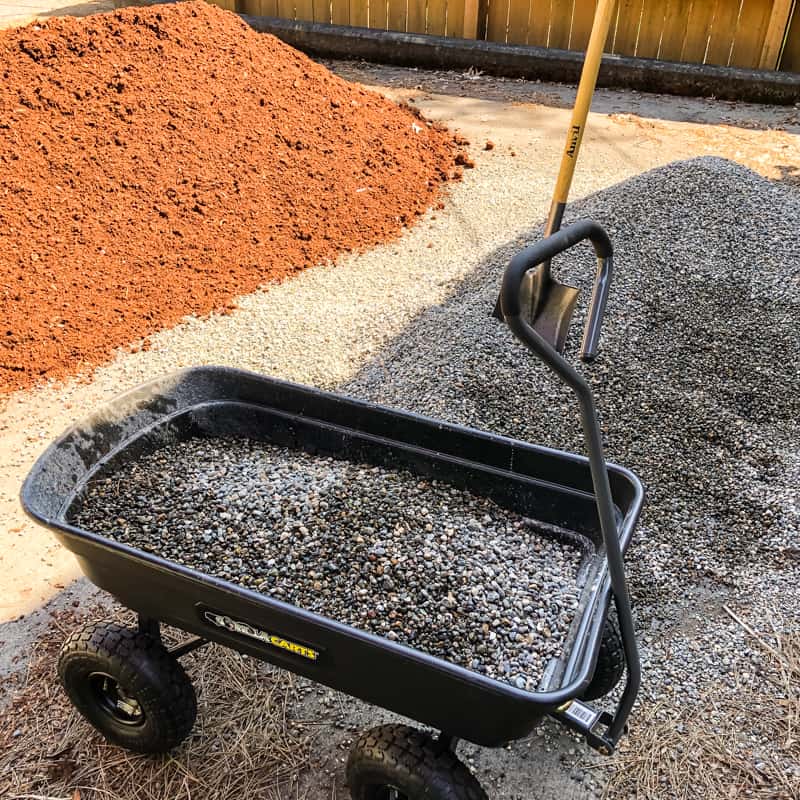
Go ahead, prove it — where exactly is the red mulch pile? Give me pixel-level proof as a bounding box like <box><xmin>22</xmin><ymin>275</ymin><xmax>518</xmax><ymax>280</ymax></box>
<box><xmin>0</xmin><ymin>1</ymin><xmax>464</xmax><ymax>394</ymax></box>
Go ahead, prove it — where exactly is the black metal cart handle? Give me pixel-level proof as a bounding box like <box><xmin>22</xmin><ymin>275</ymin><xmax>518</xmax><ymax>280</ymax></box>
<box><xmin>500</xmin><ymin>220</ymin><xmax>640</xmax><ymax>747</ymax></box>
<box><xmin>500</xmin><ymin>219</ymin><xmax>613</xmax><ymax>362</ymax></box>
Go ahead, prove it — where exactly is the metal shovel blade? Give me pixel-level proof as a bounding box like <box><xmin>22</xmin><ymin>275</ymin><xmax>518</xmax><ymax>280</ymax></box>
<box><xmin>521</xmin><ymin>263</ymin><xmax>581</xmax><ymax>354</ymax></box>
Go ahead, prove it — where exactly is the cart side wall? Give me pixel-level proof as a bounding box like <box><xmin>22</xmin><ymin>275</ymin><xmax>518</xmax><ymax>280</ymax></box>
<box><xmin>21</xmin><ymin>374</ymin><xmax>189</xmax><ymax>519</ymax></box>
<box><xmin>59</xmin><ymin>529</ymin><xmax>546</xmax><ymax>747</ymax></box>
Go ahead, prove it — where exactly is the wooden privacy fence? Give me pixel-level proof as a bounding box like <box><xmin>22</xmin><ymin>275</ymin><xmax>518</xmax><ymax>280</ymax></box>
<box><xmin>223</xmin><ymin>0</ymin><xmax>800</xmax><ymax>71</ymax></box>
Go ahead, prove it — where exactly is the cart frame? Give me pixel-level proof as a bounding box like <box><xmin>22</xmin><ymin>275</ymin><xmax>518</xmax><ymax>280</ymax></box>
<box><xmin>21</xmin><ymin>220</ymin><xmax>642</xmax><ymax>759</ymax></box>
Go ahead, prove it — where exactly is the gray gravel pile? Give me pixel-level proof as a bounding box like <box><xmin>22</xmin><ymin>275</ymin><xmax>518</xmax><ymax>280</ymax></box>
<box><xmin>70</xmin><ymin>437</ymin><xmax>586</xmax><ymax>691</ymax></box>
<box><xmin>343</xmin><ymin>156</ymin><xmax>800</xmax><ymax>769</ymax></box>
<box><xmin>346</xmin><ymin>157</ymin><xmax>800</xmax><ymax>595</ymax></box>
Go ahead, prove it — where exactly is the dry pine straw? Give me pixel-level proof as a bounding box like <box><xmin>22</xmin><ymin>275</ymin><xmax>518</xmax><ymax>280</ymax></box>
<box><xmin>601</xmin><ymin>619</ymin><xmax>800</xmax><ymax>800</ymax></box>
<box><xmin>0</xmin><ymin>607</ymin><xmax>313</xmax><ymax>800</ymax></box>
<box><xmin>1</xmin><ymin>606</ymin><xmax>797</xmax><ymax>799</ymax></box>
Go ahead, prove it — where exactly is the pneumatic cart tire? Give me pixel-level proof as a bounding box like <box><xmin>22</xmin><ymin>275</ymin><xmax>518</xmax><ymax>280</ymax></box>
<box><xmin>57</xmin><ymin>621</ymin><xmax>197</xmax><ymax>753</ymax></box>
<box><xmin>581</xmin><ymin>612</ymin><xmax>625</xmax><ymax>701</ymax></box>
<box><xmin>346</xmin><ymin>724</ymin><xmax>488</xmax><ymax>800</ymax></box>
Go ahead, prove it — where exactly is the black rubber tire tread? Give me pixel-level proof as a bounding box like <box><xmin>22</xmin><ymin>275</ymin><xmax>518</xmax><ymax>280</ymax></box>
<box><xmin>581</xmin><ymin>612</ymin><xmax>625</xmax><ymax>701</ymax></box>
<box><xmin>346</xmin><ymin>723</ymin><xmax>488</xmax><ymax>800</ymax></box>
<box><xmin>58</xmin><ymin>620</ymin><xmax>197</xmax><ymax>753</ymax></box>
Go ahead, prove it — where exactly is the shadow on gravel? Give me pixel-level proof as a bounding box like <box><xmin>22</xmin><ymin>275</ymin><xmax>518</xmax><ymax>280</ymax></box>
<box><xmin>341</xmin><ymin>155</ymin><xmax>800</xmax><ymax>594</ymax></box>
<box><xmin>775</xmin><ymin>163</ymin><xmax>800</xmax><ymax>188</ymax></box>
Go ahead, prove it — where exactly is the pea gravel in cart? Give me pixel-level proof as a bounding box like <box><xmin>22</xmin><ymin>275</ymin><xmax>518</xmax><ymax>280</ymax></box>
<box><xmin>70</xmin><ymin>437</ymin><xmax>587</xmax><ymax>692</ymax></box>
<box><xmin>21</xmin><ymin>220</ymin><xmax>644</xmax><ymax>798</ymax></box>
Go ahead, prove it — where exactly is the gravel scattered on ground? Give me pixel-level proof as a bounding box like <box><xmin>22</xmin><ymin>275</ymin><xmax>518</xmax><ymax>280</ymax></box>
<box><xmin>70</xmin><ymin>436</ymin><xmax>586</xmax><ymax>691</ymax></box>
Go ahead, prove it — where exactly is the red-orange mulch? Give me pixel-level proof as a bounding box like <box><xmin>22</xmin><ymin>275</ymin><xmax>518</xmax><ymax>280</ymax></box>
<box><xmin>0</xmin><ymin>1</ymin><xmax>465</xmax><ymax>394</ymax></box>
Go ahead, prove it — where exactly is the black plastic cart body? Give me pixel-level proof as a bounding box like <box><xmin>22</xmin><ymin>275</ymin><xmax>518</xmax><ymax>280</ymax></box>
<box><xmin>21</xmin><ymin>221</ymin><xmax>644</xmax><ymax>798</ymax></box>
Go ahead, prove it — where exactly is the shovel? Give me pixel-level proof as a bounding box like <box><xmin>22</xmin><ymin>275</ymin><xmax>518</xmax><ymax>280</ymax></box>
<box><xmin>493</xmin><ymin>0</ymin><xmax>618</xmax><ymax>357</ymax></box>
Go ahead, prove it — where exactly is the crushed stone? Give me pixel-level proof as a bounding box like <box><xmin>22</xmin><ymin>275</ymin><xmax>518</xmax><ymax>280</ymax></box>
<box><xmin>70</xmin><ymin>436</ymin><xmax>587</xmax><ymax>691</ymax></box>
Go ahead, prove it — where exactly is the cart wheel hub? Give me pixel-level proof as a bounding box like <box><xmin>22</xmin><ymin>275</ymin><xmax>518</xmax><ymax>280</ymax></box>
<box><xmin>88</xmin><ymin>672</ymin><xmax>145</xmax><ymax>725</ymax></box>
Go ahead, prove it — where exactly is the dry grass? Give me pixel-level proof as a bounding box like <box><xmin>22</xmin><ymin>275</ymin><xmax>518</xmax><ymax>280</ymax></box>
<box><xmin>602</xmin><ymin>618</ymin><xmax>800</xmax><ymax>800</ymax></box>
<box><xmin>0</xmin><ymin>607</ymin><xmax>312</xmax><ymax>800</ymax></box>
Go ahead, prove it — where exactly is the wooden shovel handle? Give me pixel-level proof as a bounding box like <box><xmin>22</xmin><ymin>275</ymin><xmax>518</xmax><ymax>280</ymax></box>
<box><xmin>549</xmin><ymin>0</ymin><xmax>618</xmax><ymax>221</ymax></box>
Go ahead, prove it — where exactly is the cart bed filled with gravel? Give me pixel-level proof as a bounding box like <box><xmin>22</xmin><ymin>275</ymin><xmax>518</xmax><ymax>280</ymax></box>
<box><xmin>23</xmin><ymin>187</ymin><xmax>643</xmax><ymax>760</ymax></box>
<box><xmin>70</xmin><ymin>433</ymin><xmax>590</xmax><ymax>692</ymax></box>
<box><xmin>23</xmin><ymin>337</ymin><xmax>644</xmax><ymax>756</ymax></box>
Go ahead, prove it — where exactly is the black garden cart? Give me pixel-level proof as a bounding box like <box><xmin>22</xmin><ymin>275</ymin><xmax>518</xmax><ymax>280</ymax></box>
<box><xmin>22</xmin><ymin>221</ymin><xmax>643</xmax><ymax>799</ymax></box>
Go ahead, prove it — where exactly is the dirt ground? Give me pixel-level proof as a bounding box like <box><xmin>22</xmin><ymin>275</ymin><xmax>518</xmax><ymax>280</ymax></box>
<box><xmin>2</xmin><ymin>51</ymin><xmax>799</xmax><ymax>800</ymax></box>
<box><xmin>4</xmin><ymin>59</ymin><xmax>798</xmax><ymax>623</ymax></box>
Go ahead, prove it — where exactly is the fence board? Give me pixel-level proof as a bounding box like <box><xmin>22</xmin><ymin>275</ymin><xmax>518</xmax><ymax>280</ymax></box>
<box><xmin>445</xmin><ymin>0</ymin><xmax>468</xmax><ymax>36</ymax></box>
<box><xmin>349</xmin><ymin>0</ymin><xmax>369</xmax><ymax>26</ymax></box>
<box><xmin>569</xmin><ymin>0</ymin><xmax>597</xmax><ymax>49</ymax></box>
<box><xmin>387</xmin><ymin>0</ymin><xmax>408</xmax><ymax>30</ymax></box>
<box><xmin>462</xmin><ymin>0</ymin><xmax>480</xmax><ymax>36</ymax></box>
<box><xmin>681</xmin><ymin>0</ymin><xmax>716</xmax><ymax>61</ymax></box>
<box><xmin>527</xmin><ymin>0</ymin><xmax>552</xmax><ymax>46</ymax></box>
<box><xmin>369</xmin><ymin>0</ymin><xmax>389</xmax><ymax>27</ymax></box>
<box><xmin>779</xmin><ymin>4</ymin><xmax>800</xmax><ymax>71</ymax></box>
<box><xmin>729</xmin><ymin>0</ymin><xmax>773</xmax><ymax>67</ymax></box>
<box><xmin>329</xmin><ymin>0</ymin><xmax>349</xmax><ymax>23</ymax></box>
<box><xmin>505</xmin><ymin>0</ymin><xmax>528</xmax><ymax>42</ymax></box>
<box><xmin>426</xmin><ymin>0</ymin><xmax>447</xmax><ymax>33</ymax></box>
<box><xmin>612</xmin><ymin>0</ymin><xmax>644</xmax><ymax>54</ymax></box>
<box><xmin>732</xmin><ymin>0</ymin><xmax>769</xmax><ymax>67</ymax></box>
<box><xmin>705</xmin><ymin>0</ymin><xmax>741</xmax><ymax>65</ymax></box>
<box><xmin>276</xmin><ymin>0</ymin><xmax>293</xmax><ymax>18</ymax></box>
<box><xmin>658</xmin><ymin>0</ymin><xmax>693</xmax><ymax>60</ymax></box>
<box><xmin>406</xmin><ymin>0</ymin><xmax>426</xmax><ymax>31</ymax></box>
<box><xmin>310</xmin><ymin>0</ymin><xmax>328</xmax><ymax>21</ymax></box>
<box><xmin>296</xmin><ymin>0</ymin><xmax>315</xmax><ymax>21</ymax></box>
<box><xmin>485</xmin><ymin>0</ymin><xmax>506</xmax><ymax>40</ymax></box>
<box><xmin>760</xmin><ymin>0</ymin><xmax>795</xmax><ymax>67</ymax></box>
<box><xmin>636</xmin><ymin>0</ymin><xmax>666</xmax><ymax>56</ymax></box>
<box><xmin>548</xmin><ymin>0</ymin><xmax>574</xmax><ymax>48</ymax></box>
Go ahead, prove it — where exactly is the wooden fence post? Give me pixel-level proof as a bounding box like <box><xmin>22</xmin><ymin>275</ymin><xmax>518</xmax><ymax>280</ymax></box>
<box><xmin>759</xmin><ymin>0</ymin><xmax>795</xmax><ymax>69</ymax></box>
